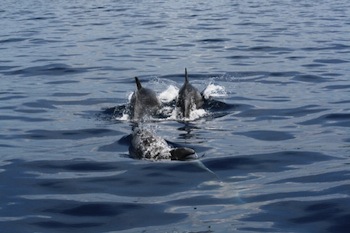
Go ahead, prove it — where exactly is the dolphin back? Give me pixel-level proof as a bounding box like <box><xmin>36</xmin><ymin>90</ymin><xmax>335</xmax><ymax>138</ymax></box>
<box><xmin>185</xmin><ymin>68</ymin><xmax>189</xmax><ymax>83</ymax></box>
<box><xmin>135</xmin><ymin>77</ymin><xmax>142</xmax><ymax>90</ymax></box>
<box><xmin>176</xmin><ymin>68</ymin><xmax>204</xmax><ymax>118</ymax></box>
<box><xmin>130</xmin><ymin>77</ymin><xmax>161</xmax><ymax>121</ymax></box>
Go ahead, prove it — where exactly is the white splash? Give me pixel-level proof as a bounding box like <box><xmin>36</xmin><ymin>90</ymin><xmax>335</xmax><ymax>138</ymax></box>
<box><xmin>116</xmin><ymin>82</ymin><xmax>225</xmax><ymax>122</ymax></box>
<box><xmin>188</xmin><ymin>108</ymin><xmax>207</xmax><ymax>120</ymax></box>
<box><xmin>203</xmin><ymin>83</ymin><xmax>227</xmax><ymax>99</ymax></box>
<box><xmin>118</xmin><ymin>112</ymin><xmax>130</xmax><ymax>121</ymax></box>
<box><xmin>158</xmin><ymin>85</ymin><xmax>179</xmax><ymax>103</ymax></box>
<box><xmin>127</xmin><ymin>92</ymin><xmax>134</xmax><ymax>101</ymax></box>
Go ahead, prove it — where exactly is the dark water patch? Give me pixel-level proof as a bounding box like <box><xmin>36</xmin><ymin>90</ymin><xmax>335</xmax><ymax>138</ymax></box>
<box><xmin>3</xmin><ymin>64</ymin><xmax>90</xmax><ymax>77</ymax></box>
<box><xmin>22</xmin><ymin>128</ymin><xmax>121</xmax><ymax>140</ymax></box>
<box><xmin>28</xmin><ymin>200</ymin><xmax>186</xmax><ymax>232</ymax></box>
<box><xmin>83</xmin><ymin>37</ymin><xmax>119</xmax><ymax>42</ymax></box>
<box><xmin>302</xmin><ymin>43</ymin><xmax>350</xmax><ymax>51</ymax></box>
<box><xmin>249</xmin><ymin>46</ymin><xmax>293</xmax><ymax>53</ymax></box>
<box><xmin>234</xmin><ymin>130</ymin><xmax>295</xmax><ymax>141</ymax></box>
<box><xmin>46</xmin><ymin>203</ymin><xmax>130</xmax><ymax>217</ymax></box>
<box><xmin>326</xmin><ymin>184</ymin><xmax>350</xmax><ymax>196</ymax></box>
<box><xmin>0</xmin><ymin>115</ymin><xmax>52</xmax><ymax>122</ymax></box>
<box><xmin>14</xmin><ymin>109</ymin><xmax>47</xmax><ymax>114</ymax></box>
<box><xmin>329</xmin><ymin>100</ymin><xmax>350</xmax><ymax>105</ymax></box>
<box><xmin>23</xmin><ymin>98</ymin><xmax>116</xmax><ymax>109</ymax></box>
<box><xmin>0</xmin><ymin>65</ymin><xmax>20</xmax><ymax>71</ymax></box>
<box><xmin>269</xmin><ymin>71</ymin><xmax>299</xmax><ymax>77</ymax></box>
<box><xmin>204</xmin><ymin>151</ymin><xmax>330</xmax><ymax>174</ymax></box>
<box><xmin>302</xmin><ymin>63</ymin><xmax>326</xmax><ymax>68</ymax></box>
<box><xmin>29</xmin><ymin>38</ymin><xmax>60</xmax><ymax>44</ymax></box>
<box><xmin>0</xmin><ymin>143</ymin><xmax>15</xmax><ymax>148</ymax></box>
<box><xmin>168</xmin><ymin>195</ymin><xmax>232</xmax><ymax>207</ymax></box>
<box><xmin>33</xmin><ymin>58</ymin><xmax>65</xmax><ymax>63</ymax></box>
<box><xmin>0</xmin><ymin>38</ymin><xmax>27</xmax><ymax>43</ymax></box>
<box><xmin>98</xmin><ymin>137</ymin><xmax>130</xmax><ymax>153</ymax></box>
<box><xmin>202</xmin><ymin>99</ymin><xmax>236</xmax><ymax>120</ymax></box>
<box><xmin>235</xmin><ymin>105</ymin><xmax>326</xmax><ymax>120</ymax></box>
<box><xmin>33</xmin><ymin>221</ymin><xmax>103</xmax><ymax>229</ymax></box>
<box><xmin>0</xmin><ymin>106</ymin><xmax>15</xmax><ymax>111</ymax></box>
<box><xmin>28</xmin><ymin>159</ymin><xmax>117</xmax><ymax>172</ymax></box>
<box><xmin>168</xmin><ymin>43</ymin><xmax>195</xmax><ymax>48</ymax></box>
<box><xmin>322</xmin><ymin>72</ymin><xmax>343</xmax><ymax>77</ymax></box>
<box><xmin>314</xmin><ymin>59</ymin><xmax>349</xmax><ymax>64</ymax></box>
<box><xmin>324</xmin><ymin>84</ymin><xmax>350</xmax><ymax>90</ymax></box>
<box><xmin>292</xmin><ymin>74</ymin><xmax>328</xmax><ymax>83</ymax></box>
<box><xmin>203</xmin><ymin>98</ymin><xmax>236</xmax><ymax>111</ymax></box>
<box><xmin>0</xmin><ymin>94</ymin><xmax>27</xmax><ymax>101</ymax></box>
<box><xmin>196</xmin><ymin>38</ymin><xmax>231</xmax><ymax>43</ymax></box>
<box><xmin>154</xmin><ymin>161</ymin><xmax>211</xmax><ymax>173</ymax></box>
<box><xmin>176</xmin><ymin>124</ymin><xmax>202</xmax><ymax>140</ymax></box>
<box><xmin>117</xmin><ymin>134</ymin><xmax>132</xmax><ymax>145</ymax></box>
<box><xmin>140</xmin><ymin>20</ymin><xmax>167</xmax><ymax>28</ymax></box>
<box><xmin>26</xmin><ymin>16</ymin><xmax>56</xmax><ymax>21</ymax></box>
<box><xmin>225</xmin><ymin>55</ymin><xmax>250</xmax><ymax>60</ymax></box>
<box><xmin>299</xmin><ymin>113</ymin><xmax>350</xmax><ymax>127</ymax></box>
<box><xmin>241</xmin><ymin>198</ymin><xmax>350</xmax><ymax>233</ymax></box>
<box><xmin>325</xmin><ymin>113</ymin><xmax>350</xmax><ymax>120</ymax></box>
<box><xmin>38</xmin><ymin>180</ymin><xmax>76</xmax><ymax>190</ymax></box>
<box><xmin>45</xmin><ymin>80</ymin><xmax>80</xmax><ymax>85</ymax></box>
<box><xmin>287</xmin><ymin>55</ymin><xmax>307</xmax><ymax>60</ymax></box>
<box><xmin>51</xmin><ymin>92</ymin><xmax>90</xmax><ymax>97</ymax></box>
<box><xmin>0</xmin><ymin>158</ymin><xmax>215</xmax><ymax>197</ymax></box>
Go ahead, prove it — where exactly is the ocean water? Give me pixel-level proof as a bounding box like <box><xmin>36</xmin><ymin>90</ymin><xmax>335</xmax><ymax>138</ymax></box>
<box><xmin>1</xmin><ymin>0</ymin><xmax>350</xmax><ymax>232</ymax></box>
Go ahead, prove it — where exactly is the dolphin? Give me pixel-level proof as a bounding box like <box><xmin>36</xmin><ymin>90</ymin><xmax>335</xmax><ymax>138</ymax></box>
<box><xmin>129</xmin><ymin>126</ymin><xmax>198</xmax><ymax>161</ymax></box>
<box><xmin>130</xmin><ymin>77</ymin><xmax>161</xmax><ymax>121</ymax></box>
<box><xmin>176</xmin><ymin>68</ymin><xmax>205</xmax><ymax>118</ymax></box>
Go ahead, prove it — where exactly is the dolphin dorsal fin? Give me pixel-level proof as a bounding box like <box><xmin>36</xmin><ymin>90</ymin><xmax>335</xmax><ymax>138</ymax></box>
<box><xmin>135</xmin><ymin>77</ymin><xmax>142</xmax><ymax>90</ymax></box>
<box><xmin>185</xmin><ymin>68</ymin><xmax>189</xmax><ymax>83</ymax></box>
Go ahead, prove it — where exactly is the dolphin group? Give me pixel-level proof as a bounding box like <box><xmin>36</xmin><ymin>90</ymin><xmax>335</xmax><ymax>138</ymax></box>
<box><xmin>126</xmin><ymin>69</ymin><xmax>205</xmax><ymax>161</ymax></box>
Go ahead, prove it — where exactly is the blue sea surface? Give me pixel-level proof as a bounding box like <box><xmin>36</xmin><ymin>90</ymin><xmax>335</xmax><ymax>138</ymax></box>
<box><xmin>1</xmin><ymin>0</ymin><xmax>350</xmax><ymax>232</ymax></box>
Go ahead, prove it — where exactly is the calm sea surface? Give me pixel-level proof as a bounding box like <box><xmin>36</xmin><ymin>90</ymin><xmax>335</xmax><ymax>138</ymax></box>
<box><xmin>1</xmin><ymin>0</ymin><xmax>350</xmax><ymax>232</ymax></box>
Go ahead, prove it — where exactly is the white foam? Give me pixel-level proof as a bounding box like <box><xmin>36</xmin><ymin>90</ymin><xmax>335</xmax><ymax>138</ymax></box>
<box><xmin>165</xmin><ymin>108</ymin><xmax>178</xmax><ymax>121</ymax></box>
<box><xmin>127</xmin><ymin>92</ymin><xmax>134</xmax><ymax>101</ymax></box>
<box><xmin>189</xmin><ymin>108</ymin><xmax>207</xmax><ymax>120</ymax></box>
<box><xmin>158</xmin><ymin>85</ymin><xmax>179</xmax><ymax>103</ymax></box>
<box><xmin>117</xmin><ymin>112</ymin><xmax>130</xmax><ymax>121</ymax></box>
<box><xmin>203</xmin><ymin>83</ymin><xmax>227</xmax><ymax>99</ymax></box>
<box><xmin>119</xmin><ymin>82</ymin><xmax>224</xmax><ymax>122</ymax></box>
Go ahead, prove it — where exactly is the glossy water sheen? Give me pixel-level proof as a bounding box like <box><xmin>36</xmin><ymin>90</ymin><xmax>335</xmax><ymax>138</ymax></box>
<box><xmin>1</xmin><ymin>0</ymin><xmax>350</xmax><ymax>232</ymax></box>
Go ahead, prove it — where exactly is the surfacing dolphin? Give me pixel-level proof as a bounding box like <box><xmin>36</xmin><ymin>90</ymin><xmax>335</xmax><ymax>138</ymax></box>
<box><xmin>176</xmin><ymin>68</ymin><xmax>205</xmax><ymax>118</ymax></box>
<box><xmin>130</xmin><ymin>77</ymin><xmax>161</xmax><ymax>121</ymax></box>
<box><xmin>129</xmin><ymin>126</ymin><xmax>198</xmax><ymax>161</ymax></box>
